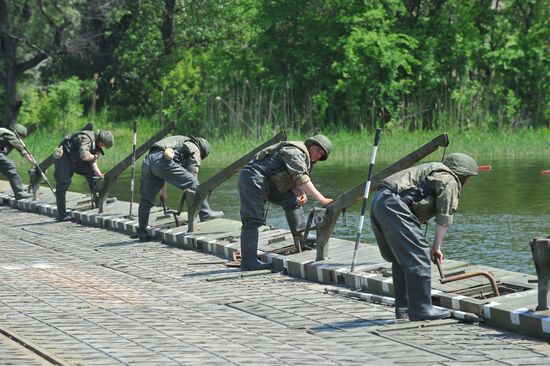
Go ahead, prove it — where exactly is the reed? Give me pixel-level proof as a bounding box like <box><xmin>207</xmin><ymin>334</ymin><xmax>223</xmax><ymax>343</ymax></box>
<box><xmin>8</xmin><ymin>119</ymin><xmax>550</xmax><ymax>174</ymax></box>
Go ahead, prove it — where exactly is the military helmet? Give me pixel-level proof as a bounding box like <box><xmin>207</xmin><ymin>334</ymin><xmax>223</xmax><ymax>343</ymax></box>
<box><xmin>97</xmin><ymin>130</ymin><xmax>114</xmax><ymax>149</ymax></box>
<box><xmin>443</xmin><ymin>153</ymin><xmax>478</xmax><ymax>177</ymax></box>
<box><xmin>13</xmin><ymin>124</ymin><xmax>28</xmax><ymax>137</ymax></box>
<box><xmin>192</xmin><ymin>136</ymin><xmax>210</xmax><ymax>159</ymax></box>
<box><xmin>305</xmin><ymin>134</ymin><xmax>332</xmax><ymax>161</ymax></box>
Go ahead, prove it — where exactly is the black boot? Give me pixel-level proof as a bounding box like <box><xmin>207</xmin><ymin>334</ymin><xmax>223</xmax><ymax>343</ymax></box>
<box><xmin>198</xmin><ymin>199</ymin><xmax>224</xmax><ymax>222</ymax></box>
<box><xmin>240</xmin><ymin>228</ymin><xmax>271</xmax><ymax>271</ymax></box>
<box><xmin>137</xmin><ymin>206</ymin><xmax>152</xmax><ymax>242</ymax></box>
<box><xmin>392</xmin><ymin>263</ymin><xmax>408</xmax><ymax>319</ymax></box>
<box><xmin>10</xmin><ymin>175</ymin><xmax>31</xmax><ymax>200</ymax></box>
<box><xmin>55</xmin><ymin>191</ymin><xmax>72</xmax><ymax>222</ymax></box>
<box><xmin>406</xmin><ymin>273</ymin><xmax>450</xmax><ymax>321</ymax></box>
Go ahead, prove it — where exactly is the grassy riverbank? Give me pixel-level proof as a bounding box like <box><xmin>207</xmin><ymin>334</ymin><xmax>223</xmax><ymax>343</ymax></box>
<box><xmin>8</xmin><ymin>119</ymin><xmax>550</xmax><ymax>172</ymax></box>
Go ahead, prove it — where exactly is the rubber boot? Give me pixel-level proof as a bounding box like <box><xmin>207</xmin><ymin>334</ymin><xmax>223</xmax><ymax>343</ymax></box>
<box><xmin>284</xmin><ymin>207</ymin><xmax>316</xmax><ymax>244</ymax></box>
<box><xmin>55</xmin><ymin>191</ymin><xmax>72</xmax><ymax>222</ymax></box>
<box><xmin>10</xmin><ymin>175</ymin><xmax>31</xmax><ymax>200</ymax></box>
<box><xmin>392</xmin><ymin>263</ymin><xmax>408</xmax><ymax>319</ymax></box>
<box><xmin>198</xmin><ymin>199</ymin><xmax>224</xmax><ymax>222</ymax></box>
<box><xmin>406</xmin><ymin>273</ymin><xmax>450</xmax><ymax>321</ymax></box>
<box><xmin>137</xmin><ymin>207</ymin><xmax>152</xmax><ymax>242</ymax></box>
<box><xmin>240</xmin><ymin>228</ymin><xmax>271</xmax><ymax>271</ymax></box>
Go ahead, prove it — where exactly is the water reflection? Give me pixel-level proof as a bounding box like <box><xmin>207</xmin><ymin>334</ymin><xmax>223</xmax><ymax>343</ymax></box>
<box><xmin>72</xmin><ymin>158</ymin><xmax>549</xmax><ymax>275</ymax></box>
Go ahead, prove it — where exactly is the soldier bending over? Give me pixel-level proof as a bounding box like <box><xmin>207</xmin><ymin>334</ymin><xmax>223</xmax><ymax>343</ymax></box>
<box><xmin>54</xmin><ymin>130</ymin><xmax>114</xmax><ymax>221</ymax></box>
<box><xmin>238</xmin><ymin>134</ymin><xmax>333</xmax><ymax>271</ymax></box>
<box><xmin>370</xmin><ymin>153</ymin><xmax>478</xmax><ymax>321</ymax></box>
<box><xmin>0</xmin><ymin>124</ymin><xmax>33</xmax><ymax>200</ymax></box>
<box><xmin>136</xmin><ymin>135</ymin><xmax>224</xmax><ymax>242</ymax></box>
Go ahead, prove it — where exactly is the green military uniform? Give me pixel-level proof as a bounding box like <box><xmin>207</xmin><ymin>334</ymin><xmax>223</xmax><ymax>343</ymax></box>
<box><xmin>136</xmin><ymin>135</ymin><xmax>222</xmax><ymax>241</ymax></box>
<box><xmin>238</xmin><ymin>136</ymin><xmax>331</xmax><ymax>271</ymax></box>
<box><xmin>0</xmin><ymin>125</ymin><xmax>31</xmax><ymax>200</ymax></box>
<box><xmin>54</xmin><ymin>130</ymin><xmax>113</xmax><ymax>221</ymax></box>
<box><xmin>370</xmin><ymin>153</ymin><xmax>477</xmax><ymax>321</ymax></box>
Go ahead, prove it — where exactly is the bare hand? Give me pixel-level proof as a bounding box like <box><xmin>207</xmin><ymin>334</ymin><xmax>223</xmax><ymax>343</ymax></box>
<box><xmin>296</xmin><ymin>194</ymin><xmax>308</xmax><ymax>206</ymax></box>
<box><xmin>159</xmin><ymin>190</ymin><xmax>168</xmax><ymax>201</ymax></box>
<box><xmin>431</xmin><ymin>248</ymin><xmax>445</xmax><ymax>264</ymax></box>
<box><xmin>320</xmin><ymin>197</ymin><xmax>333</xmax><ymax>206</ymax></box>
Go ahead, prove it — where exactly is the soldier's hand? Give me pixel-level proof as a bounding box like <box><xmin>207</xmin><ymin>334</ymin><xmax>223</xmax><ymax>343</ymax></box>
<box><xmin>296</xmin><ymin>194</ymin><xmax>308</xmax><ymax>206</ymax></box>
<box><xmin>431</xmin><ymin>248</ymin><xmax>445</xmax><ymax>264</ymax></box>
<box><xmin>320</xmin><ymin>197</ymin><xmax>333</xmax><ymax>206</ymax></box>
<box><xmin>160</xmin><ymin>190</ymin><xmax>168</xmax><ymax>201</ymax></box>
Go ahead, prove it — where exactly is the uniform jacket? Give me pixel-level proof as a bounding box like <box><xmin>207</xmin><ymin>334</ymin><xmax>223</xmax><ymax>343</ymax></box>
<box><xmin>152</xmin><ymin>136</ymin><xmax>202</xmax><ymax>175</ymax></box>
<box><xmin>380</xmin><ymin>162</ymin><xmax>462</xmax><ymax>226</ymax></box>
<box><xmin>0</xmin><ymin>127</ymin><xmax>25</xmax><ymax>155</ymax></box>
<box><xmin>253</xmin><ymin>141</ymin><xmax>311</xmax><ymax>193</ymax></box>
<box><xmin>60</xmin><ymin>131</ymin><xmax>100</xmax><ymax>163</ymax></box>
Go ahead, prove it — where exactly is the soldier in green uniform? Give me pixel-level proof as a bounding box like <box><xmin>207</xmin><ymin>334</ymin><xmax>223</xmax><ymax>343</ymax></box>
<box><xmin>53</xmin><ymin>130</ymin><xmax>114</xmax><ymax>221</ymax></box>
<box><xmin>238</xmin><ymin>134</ymin><xmax>333</xmax><ymax>271</ymax></box>
<box><xmin>370</xmin><ymin>153</ymin><xmax>478</xmax><ymax>321</ymax></box>
<box><xmin>136</xmin><ymin>135</ymin><xmax>224</xmax><ymax>242</ymax></box>
<box><xmin>0</xmin><ymin>124</ymin><xmax>33</xmax><ymax>200</ymax></box>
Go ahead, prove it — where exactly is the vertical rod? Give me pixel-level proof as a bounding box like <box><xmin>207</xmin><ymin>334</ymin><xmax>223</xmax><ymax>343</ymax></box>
<box><xmin>128</xmin><ymin>118</ymin><xmax>138</xmax><ymax>217</ymax></box>
<box><xmin>351</xmin><ymin>128</ymin><xmax>381</xmax><ymax>272</ymax></box>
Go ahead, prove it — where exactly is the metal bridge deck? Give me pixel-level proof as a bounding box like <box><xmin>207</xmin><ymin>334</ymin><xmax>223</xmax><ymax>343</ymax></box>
<box><xmin>1</xmin><ymin>181</ymin><xmax>549</xmax><ymax>365</ymax></box>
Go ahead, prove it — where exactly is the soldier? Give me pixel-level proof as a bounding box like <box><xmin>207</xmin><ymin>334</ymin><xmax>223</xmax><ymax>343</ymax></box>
<box><xmin>0</xmin><ymin>124</ymin><xmax>33</xmax><ymax>200</ymax></box>
<box><xmin>238</xmin><ymin>134</ymin><xmax>333</xmax><ymax>271</ymax></box>
<box><xmin>53</xmin><ymin>130</ymin><xmax>114</xmax><ymax>221</ymax></box>
<box><xmin>136</xmin><ymin>135</ymin><xmax>224</xmax><ymax>242</ymax></box>
<box><xmin>370</xmin><ymin>153</ymin><xmax>478</xmax><ymax>321</ymax></box>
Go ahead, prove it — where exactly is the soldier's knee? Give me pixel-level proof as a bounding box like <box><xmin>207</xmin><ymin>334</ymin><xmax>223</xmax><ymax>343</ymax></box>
<box><xmin>242</xmin><ymin>221</ymin><xmax>262</xmax><ymax>231</ymax></box>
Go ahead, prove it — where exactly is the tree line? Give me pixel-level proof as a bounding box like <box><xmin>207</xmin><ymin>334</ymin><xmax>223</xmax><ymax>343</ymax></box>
<box><xmin>1</xmin><ymin>0</ymin><xmax>549</xmax><ymax>136</ymax></box>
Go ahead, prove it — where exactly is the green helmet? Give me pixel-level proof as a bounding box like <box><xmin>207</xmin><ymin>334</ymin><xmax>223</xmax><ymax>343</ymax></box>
<box><xmin>192</xmin><ymin>136</ymin><xmax>210</xmax><ymax>159</ymax></box>
<box><xmin>305</xmin><ymin>134</ymin><xmax>332</xmax><ymax>161</ymax></box>
<box><xmin>13</xmin><ymin>124</ymin><xmax>28</xmax><ymax>137</ymax></box>
<box><xmin>443</xmin><ymin>153</ymin><xmax>478</xmax><ymax>177</ymax></box>
<box><xmin>97</xmin><ymin>130</ymin><xmax>114</xmax><ymax>149</ymax></box>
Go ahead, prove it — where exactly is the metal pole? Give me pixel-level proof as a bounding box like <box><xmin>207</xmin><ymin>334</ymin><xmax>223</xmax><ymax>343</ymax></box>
<box><xmin>128</xmin><ymin>118</ymin><xmax>138</xmax><ymax>218</ymax></box>
<box><xmin>435</xmin><ymin>258</ymin><xmax>445</xmax><ymax>279</ymax></box>
<box><xmin>14</xmin><ymin>131</ymin><xmax>56</xmax><ymax>196</ymax></box>
<box><xmin>350</xmin><ymin>128</ymin><xmax>381</xmax><ymax>272</ymax></box>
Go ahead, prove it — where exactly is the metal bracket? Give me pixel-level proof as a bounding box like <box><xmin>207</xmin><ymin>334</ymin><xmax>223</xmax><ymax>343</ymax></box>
<box><xmin>531</xmin><ymin>237</ymin><xmax>550</xmax><ymax>311</ymax></box>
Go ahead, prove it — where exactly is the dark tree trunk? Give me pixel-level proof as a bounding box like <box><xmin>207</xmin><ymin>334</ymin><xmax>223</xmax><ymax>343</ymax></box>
<box><xmin>1</xmin><ymin>0</ymin><xmax>55</xmax><ymax>127</ymax></box>
<box><xmin>162</xmin><ymin>0</ymin><xmax>176</xmax><ymax>54</ymax></box>
<box><xmin>0</xmin><ymin>0</ymin><xmax>20</xmax><ymax>127</ymax></box>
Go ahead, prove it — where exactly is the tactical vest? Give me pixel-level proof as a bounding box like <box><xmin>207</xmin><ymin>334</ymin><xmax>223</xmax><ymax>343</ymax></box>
<box><xmin>254</xmin><ymin>141</ymin><xmax>311</xmax><ymax>193</ymax></box>
<box><xmin>0</xmin><ymin>128</ymin><xmax>15</xmax><ymax>154</ymax></box>
<box><xmin>61</xmin><ymin>131</ymin><xmax>97</xmax><ymax>162</ymax></box>
<box><xmin>381</xmin><ymin>162</ymin><xmax>461</xmax><ymax>223</ymax></box>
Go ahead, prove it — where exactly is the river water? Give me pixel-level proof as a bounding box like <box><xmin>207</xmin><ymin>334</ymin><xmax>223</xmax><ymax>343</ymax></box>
<box><xmin>80</xmin><ymin>157</ymin><xmax>549</xmax><ymax>275</ymax></box>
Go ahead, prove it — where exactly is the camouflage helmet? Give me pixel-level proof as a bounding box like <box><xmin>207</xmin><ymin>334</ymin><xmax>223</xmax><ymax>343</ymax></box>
<box><xmin>192</xmin><ymin>136</ymin><xmax>210</xmax><ymax>159</ymax></box>
<box><xmin>443</xmin><ymin>153</ymin><xmax>478</xmax><ymax>177</ymax></box>
<box><xmin>13</xmin><ymin>124</ymin><xmax>28</xmax><ymax>137</ymax></box>
<box><xmin>97</xmin><ymin>130</ymin><xmax>114</xmax><ymax>149</ymax></box>
<box><xmin>305</xmin><ymin>134</ymin><xmax>332</xmax><ymax>161</ymax></box>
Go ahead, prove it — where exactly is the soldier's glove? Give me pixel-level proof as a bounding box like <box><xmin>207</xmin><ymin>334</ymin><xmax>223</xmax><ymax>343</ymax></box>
<box><xmin>53</xmin><ymin>147</ymin><xmax>64</xmax><ymax>159</ymax></box>
<box><xmin>164</xmin><ymin>147</ymin><xmax>175</xmax><ymax>160</ymax></box>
